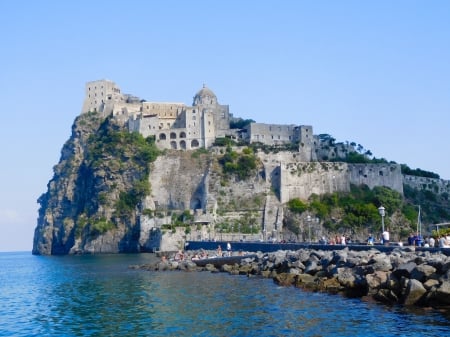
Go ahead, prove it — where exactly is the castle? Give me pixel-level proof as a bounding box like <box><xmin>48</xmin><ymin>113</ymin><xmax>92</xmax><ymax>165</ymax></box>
<box><xmin>81</xmin><ymin>79</ymin><xmax>315</xmax><ymax>157</ymax></box>
<box><xmin>81</xmin><ymin>79</ymin><xmax>450</xmax><ymax>206</ymax></box>
<box><xmin>80</xmin><ymin>79</ymin><xmax>408</xmax><ymax>200</ymax></box>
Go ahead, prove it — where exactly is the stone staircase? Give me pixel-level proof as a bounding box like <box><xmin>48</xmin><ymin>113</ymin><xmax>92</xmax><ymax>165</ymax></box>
<box><xmin>263</xmin><ymin>194</ymin><xmax>282</xmax><ymax>241</ymax></box>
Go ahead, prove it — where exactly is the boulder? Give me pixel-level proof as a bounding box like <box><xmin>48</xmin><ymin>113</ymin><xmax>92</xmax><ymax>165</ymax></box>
<box><xmin>366</xmin><ymin>271</ymin><xmax>388</xmax><ymax>291</ymax></box>
<box><xmin>393</xmin><ymin>261</ymin><xmax>417</xmax><ymax>279</ymax></box>
<box><xmin>374</xmin><ymin>288</ymin><xmax>399</xmax><ymax>304</ymax></box>
<box><xmin>402</xmin><ymin>279</ymin><xmax>427</xmax><ymax>306</ymax></box>
<box><xmin>435</xmin><ymin>280</ymin><xmax>450</xmax><ymax>305</ymax></box>
<box><xmin>274</xmin><ymin>273</ymin><xmax>296</xmax><ymax>286</ymax></box>
<box><xmin>410</xmin><ymin>264</ymin><xmax>436</xmax><ymax>282</ymax></box>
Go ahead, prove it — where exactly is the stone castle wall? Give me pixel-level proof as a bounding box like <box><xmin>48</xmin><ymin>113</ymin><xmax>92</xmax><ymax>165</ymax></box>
<box><xmin>403</xmin><ymin>175</ymin><xmax>450</xmax><ymax>196</ymax></box>
<box><xmin>348</xmin><ymin>163</ymin><xmax>403</xmax><ymax>194</ymax></box>
<box><xmin>276</xmin><ymin>156</ymin><xmax>403</xmax><ymax>203</ymax></box>
<box><xmin>246</xmin><ymin>123</ymin><xmax>299</xmax><ymax>145</ymax></box>
<box><xmin>279</xmin><ymin>162</ymin><xmax>350</xmax><ymax>203</ymax></box>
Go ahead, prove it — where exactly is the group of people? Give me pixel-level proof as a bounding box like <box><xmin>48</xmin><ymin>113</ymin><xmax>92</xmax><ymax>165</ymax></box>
<box><xmin>327</xmin><ymin>234</ymin><xmax>351</xmax><ymax>245</ymax></box>
<box><xmin>366</xmin><ymin>229</ymin><xmax>390</xmax><ymax>246</ymax></box>
<box><xmin>406</xmin><ymin>232</ymin><xmax>450</xmax><ymax>248</ymax></box>
<box><xmin>165</xmin><ymin>232</ymin><xmax>450</xmax><ymax>263</ymax></box>
<box><xmin>216</xmin><ymin>242</ymin><xmax>232</xmax><ymax>257</ymax></box>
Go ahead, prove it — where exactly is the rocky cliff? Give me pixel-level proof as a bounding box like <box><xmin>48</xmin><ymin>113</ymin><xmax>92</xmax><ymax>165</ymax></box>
<box><xmin>33</xmin><ymin>112</ymin><xmax>159</xmax><ymax>254</ymax></box>
<box><xmin>33</xmin><ymin>112</ymin><xmax>450</xmax><ymax>255</ymax></box>
<box><xmin>32</xmin><ymin>111</ymin><xmax>273</xmax><ymax>255</ymax></box>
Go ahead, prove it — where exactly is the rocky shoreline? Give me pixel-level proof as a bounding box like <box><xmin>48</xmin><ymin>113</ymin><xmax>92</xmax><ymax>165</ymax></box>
<box><xmin>130</xmin><ymin>246</ymin><xmax>450</xmax><ymax>309</ymax></box>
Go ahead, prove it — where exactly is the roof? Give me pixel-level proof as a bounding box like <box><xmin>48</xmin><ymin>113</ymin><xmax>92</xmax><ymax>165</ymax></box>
<box><xmin>194</xmin><ymin>84</ymin><xmax>216</xmax><ymax>99</ymax></box>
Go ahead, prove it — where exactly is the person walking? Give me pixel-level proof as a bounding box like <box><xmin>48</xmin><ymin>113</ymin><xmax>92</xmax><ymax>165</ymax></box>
<box><xmin>429</xmin><ymin>236</ymin><xmax>435</xmax><ymax>248</ymax></box>
<box><xmin>382</xmin><ymin>229</ymin><xmax>390</xmax><ymax>246</ymax></box>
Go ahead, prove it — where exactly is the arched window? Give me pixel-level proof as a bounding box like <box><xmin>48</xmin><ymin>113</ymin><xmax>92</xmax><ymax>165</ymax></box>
<box><xmin>170</xmin><ymin>141</ymin><xmax>177</xmax><ymax>149</ymax></box>
<box><xmin>170</xmin><ymin>132</ymin><xmax>176</xmax><ymax>139</ymax></box>
<box><xmin>159</xmin><ymin>133</ymin><xmax>166</xmax><ymax>140</ymax></box>
<box><xmin>180</xmin><ymin>132</ymin><xmax>186</xmax><ymax>138</ymax></box>
<box><xmin>191</xmin><ymin>139</ymin><xmax>199</xmax><ymax>148</ymax></box>
<box><xmin>180</xmin><ymin>140</ymin><xmax>186</xmax><ymax>150</ymax></box>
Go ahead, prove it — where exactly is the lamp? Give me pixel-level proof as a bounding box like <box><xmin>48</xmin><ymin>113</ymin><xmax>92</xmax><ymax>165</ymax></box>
<box><xmin>378</xmin><ymin>206</ymin><xmax>385</xmax><ymax>233</ymax></box>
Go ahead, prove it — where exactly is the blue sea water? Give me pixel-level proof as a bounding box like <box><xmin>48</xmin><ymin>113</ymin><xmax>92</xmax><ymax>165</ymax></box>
<box><xmin>0</xmin><ymin>252</ymin><xmax>449</xmax><ymax>337</ymax></box>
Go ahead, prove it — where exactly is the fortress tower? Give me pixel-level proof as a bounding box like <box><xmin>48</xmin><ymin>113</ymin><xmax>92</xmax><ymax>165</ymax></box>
<box><xmin>81</xmin><ymin>79</ymin><xmax>122</xmax><ymax>115</ymax></box>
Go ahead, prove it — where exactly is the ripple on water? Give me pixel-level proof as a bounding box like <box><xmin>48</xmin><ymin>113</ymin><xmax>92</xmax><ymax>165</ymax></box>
<box><xmin>0</xmin><ymin>253</ymin><xmax>449</xmax><ymax>337</ymax></box>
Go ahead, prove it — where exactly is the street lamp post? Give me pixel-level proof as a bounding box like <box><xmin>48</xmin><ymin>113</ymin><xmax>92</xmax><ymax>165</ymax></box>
<box><xmin>307</xmin><ymin>215</ymin><xmax>312</xmax><ymax>244</ymax></box>
<box><xmin>378</xmin><ymin>206</ymin><xmax>385</xmax><ymax>233</ymax></box>
<box><xmin>238</xmin><ymin>224</ymin><xmax>241</xmax><ymax>241</ymax></box>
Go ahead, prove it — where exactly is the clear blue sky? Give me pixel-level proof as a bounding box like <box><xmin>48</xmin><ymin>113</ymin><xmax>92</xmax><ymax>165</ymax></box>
<box><xmin>1</xmin><ymin>0</ymin><xmax>449</xmax><ymax>252</ymax></box>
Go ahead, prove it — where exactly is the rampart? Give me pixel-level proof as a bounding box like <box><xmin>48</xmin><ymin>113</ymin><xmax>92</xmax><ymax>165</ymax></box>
<box><xmin>279</xmin><ymin>160</ymin><xmax>403</xmax><ymax>203</ymax></box>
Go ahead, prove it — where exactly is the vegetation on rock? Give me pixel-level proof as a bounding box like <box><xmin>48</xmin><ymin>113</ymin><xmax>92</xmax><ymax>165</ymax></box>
<box><xmin>284</xmin><ymin>184</ymin><xmax>421</xmax><ymax>241</ymax></box>
<box><xmin>218</xmin><ymin>146</ymin><xmax>259</xmax><ymax>180</ymax></box>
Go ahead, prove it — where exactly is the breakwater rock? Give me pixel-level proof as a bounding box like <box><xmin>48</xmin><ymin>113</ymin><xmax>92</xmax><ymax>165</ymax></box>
<box><xmin>130</xmin><ymin>247</ymin><xmax>450</xmax><ymax>309</ymax></box>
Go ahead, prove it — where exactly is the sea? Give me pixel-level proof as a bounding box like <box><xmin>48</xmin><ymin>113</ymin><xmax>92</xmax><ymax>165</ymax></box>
<box><xmin>0</xmin><ymin>252</ymin><xmax>449</xmax><ymax>337</ymax></box>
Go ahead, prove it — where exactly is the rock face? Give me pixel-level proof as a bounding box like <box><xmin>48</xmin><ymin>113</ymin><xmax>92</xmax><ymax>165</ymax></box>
<box><xmin>33</xmin><ymin>113</ymin><xmax>156</xmax><ymax>255</ymax></box>
<box><xmin>31</xmin><ymin>110</ymin><xmax>449</xmax><ymax>256</ymax></box>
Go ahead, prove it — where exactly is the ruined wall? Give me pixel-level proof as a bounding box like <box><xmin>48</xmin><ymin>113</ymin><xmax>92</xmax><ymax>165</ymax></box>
<box><xmin>403</xmin><ymin>175</ymin><xmax>450</xmax><ymax>196</ymax></box>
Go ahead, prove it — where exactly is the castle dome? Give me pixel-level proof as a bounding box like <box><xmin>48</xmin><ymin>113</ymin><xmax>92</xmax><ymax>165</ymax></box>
<box><xmin>195</xmin><ymin>84</ymin><xmax>216</xmax><ymax>98</ymax></box>
<box><xmin>193</xmin><ymin>84</ymin><xmax>217</xmax><ymax>106</ymax></box>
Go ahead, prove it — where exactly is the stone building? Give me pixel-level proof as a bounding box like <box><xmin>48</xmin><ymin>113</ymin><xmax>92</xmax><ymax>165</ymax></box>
<box><xmin>81</xmin><ymin>79</ymin><xmax>315</xmax><ymax>152</ymax></box>
<box><xmin>82</xmin><ymin>80</ymin><xmax>233</xmax><ymax>150</ymax></box>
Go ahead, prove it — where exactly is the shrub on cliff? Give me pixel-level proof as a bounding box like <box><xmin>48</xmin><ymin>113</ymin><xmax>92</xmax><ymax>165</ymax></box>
<box><xmin>219</xmin><ymin>146</ymin><xmax>259</xmax><ymax>180</ymax></box>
